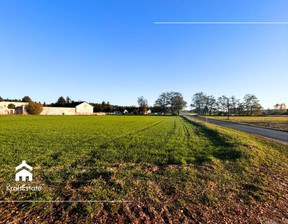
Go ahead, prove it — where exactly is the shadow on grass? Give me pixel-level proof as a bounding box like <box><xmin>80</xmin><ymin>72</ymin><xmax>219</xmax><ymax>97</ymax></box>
<box><xmin>182</xmin><ymin>116</ymin><xmax>244</xmax><ymax>163</ymax></box>
<box><xmin>72</xmin><ymin>169</ymin><xmax>114</xmax><ymax>188</ymax></box>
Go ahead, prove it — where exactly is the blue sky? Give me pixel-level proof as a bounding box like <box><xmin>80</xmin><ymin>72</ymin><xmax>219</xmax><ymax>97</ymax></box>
<box><xmin>0</xmin><ymin>0</ymin><xmax>287</xmax><ymax>108</ymax></box>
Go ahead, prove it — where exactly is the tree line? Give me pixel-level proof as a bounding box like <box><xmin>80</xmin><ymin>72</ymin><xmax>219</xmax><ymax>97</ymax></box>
<box><xmin>1</xmin><ymin>93</ymin><xmax>286</xmax><ymax>116</ymax></box>
<box><xmin>191</xmin><ymin>92</ymin><xmax>262</xmax><ymax>118</ymax></box>
<box><xmin>0</xmin><ymin>96</ymin><xmax>32</xmax><ymax>103</ymax></box>
<box><xmin>134</xmin><ymin>91</ymin><xmax>187</xmax><ymax>115</ymax></box>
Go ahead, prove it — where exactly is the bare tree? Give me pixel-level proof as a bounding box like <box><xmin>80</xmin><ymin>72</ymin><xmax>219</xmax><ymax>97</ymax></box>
<box><xmin>217</xmin><ymin>96</ymin><xmax>237</xmax><ymax>119</ymax></box>
<box><xmin>137</xmin><ymin>96</ymin><xmax>148</xmax><ymax>115</ymax></box>
<box><xmin>274</xmin><ymin>103</ymin><xmax>287</xmax><ymax>114</ymax></box>
<box><xmin>243</xmin><ymin>94</ymin><xmax>262</xmax><ymax>116</ymax></box>
<box><xmin>191</xmin><ymin>92</ymin><xmax>206</xmax><ymax>115</ymax></box>
<box><xmin>205</xmin><ymin>95</ymin><xmax>217</xmax><ymax>115</ymax></box>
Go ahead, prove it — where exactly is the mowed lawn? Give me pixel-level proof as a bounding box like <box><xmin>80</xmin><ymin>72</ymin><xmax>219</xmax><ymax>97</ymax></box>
<box><xmin>205</xmin><ymin>116</ymin><xmax>288</xmax><ymax>131</ymax></box>
<box><xmin>0</xmin><ymin>115</ymin><xmax>287</xmax><ymax>223</ymax></box>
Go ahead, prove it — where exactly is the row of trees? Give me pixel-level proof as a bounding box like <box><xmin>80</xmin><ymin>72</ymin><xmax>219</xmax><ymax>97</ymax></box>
<box><xmin>1</xmin><ymin>93</ymin><xmax>186</xmax><ymax>115</ymax></box>
<box><xmin>92</xmin><ymin>102</ymin><xmax>139</xmax><ymax>113</ymax></box>
<box><xmin>49</xmin><ymin>96</ymin><xmax>72</xmax><ymax>107</ymax></box>
<box><xmin>191</xmin><ymin>92</ymin><xmax>262</xmax><ymax>118</ymax></box>
<box><xmin>0</xmin><ymin>96</ymin><xmax>32</xmax><ymax>102</ymax></box>
<box><xmin>274</xmin><ymin>103</ymin><xmax>287</xmax><ymax>115</ymax></box>
<box><xmin>135</xmin><ymin>92</ymin><xmax>187</xmax><ymax>116</ymax></box>
<box><xmin>4</xmin><ymin>93</ymin><xmax>286</xmax><ymax>117</ymax></box>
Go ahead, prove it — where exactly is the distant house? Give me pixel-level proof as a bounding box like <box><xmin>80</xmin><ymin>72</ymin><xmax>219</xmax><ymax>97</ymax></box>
<box><xmin>123</xmin><ymin>109</ymin><xmax>129</xmax><ymax>114</ymax></box>
<box><xmin>114</xmin><ymin>111</ymin><xmax>122</xmax><ymax>115</ymax></box>
<box><xmin>146</xmin><ymin>109</ymin><xmax>151</xmax><ymax>114</ymax></box>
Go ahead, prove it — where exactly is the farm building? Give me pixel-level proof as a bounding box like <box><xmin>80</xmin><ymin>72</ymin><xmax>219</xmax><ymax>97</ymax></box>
<box><xmin>0</xmin><ymin>101</ymin><xmax>28</xmax><ymax>115</ymax></box>
<box><xmin>41</xmin><ymin>102</ymin><xmax>94</xmax><ymax>115</ymax></box>
<box><xmin>0</xmin><ymin>101</ymin><xmax>94</xmax><ymax>115</ymax></box>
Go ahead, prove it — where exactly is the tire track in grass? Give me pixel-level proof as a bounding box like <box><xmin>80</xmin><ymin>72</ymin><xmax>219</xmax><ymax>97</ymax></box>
<box><xmin>95</xmin><ymin>120</ymin><xmax>166</xmax><ymax>150</ymax></box>
<box><xmin>163</xmin><ymin>118</ymin><xmax>179</xmax><ymax>143</ymax></box>
<box><xmin>112</xmin><ymin>120</ymin><xmax>165</xmax><ymax>142</ymax></box>
<box><xmin>182</xmin><ymin>119</ymin><xmax>191</xmax><ymax>139</ymax></box>
<box><xmin>80</xmin><ymin>120</ymin><xmax>164</xmax><ymax>147</ymax></box>
<box><xmin>182</xmin><ymin>116</ymin><xmax>201</xmax><ymax>140</ymax></box>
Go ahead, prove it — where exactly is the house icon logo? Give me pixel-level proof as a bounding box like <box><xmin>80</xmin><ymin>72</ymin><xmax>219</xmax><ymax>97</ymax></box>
<box><xmin>15</xmin><ymin>160</ymin><xmax>33</xmax><ymax>181</ymax></box>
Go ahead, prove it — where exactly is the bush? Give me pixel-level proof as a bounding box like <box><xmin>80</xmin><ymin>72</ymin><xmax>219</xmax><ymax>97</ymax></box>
<box><xmin>25</xmin><ymin>101</ymin><xmax>43</xmax><ymax>115</ymax></box>
<box><xmin>8</xmin><ymin>103</ymin><xmax>15</xmax><ymax>109</ymax></box>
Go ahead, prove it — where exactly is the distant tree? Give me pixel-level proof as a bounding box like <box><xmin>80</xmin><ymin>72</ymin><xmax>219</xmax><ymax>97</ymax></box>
<box><xmin>191</xmin><ymin>93</ymin><xmax>217</xmax><ymax>115</ymax></box>
<box><xmin>236</xmin><ymin>102</ymin><xmax>245</xmax><ymax>115</ymax></box>
<box><xmin>137</xmin><ymin>96</ymin><xmax>148</xmax><ymax>115</ymax></box>
<box><xmin>243</xmin><ymin>94</ymin><xmax>262</xmax><ymax>116</ymax></box>
<box><xmin>155</xmin><ymin>91</ymin><xmax>186</xmax><ymax>115</ymax></box>
<box><xmin>274</xmin><ymin>103</ymin><xmax>287</xmax><ymax>114</ymax></box>
<box><xmin>170</xmin><ymin>94</ymin><xmax>187</xmax><ymax>115</ymax></box>
<box><xmin>43</xmin><ymin>102</ymin><xmax>47</xmax><ymax>107</ymax></box>
<box><xmin>66</xmin><ymin>96</ymin><xmax>72</xmax><ymax>104</ymax></box>
<box><xmin>155</xmin><ymin>92</ymin><xmax>170</xmax><ymax>115</ymax></box>
<box><xmin>217</xmin><ymin>96</ymin><xmax>238</xmax><ymax>119</ymax></box>
<box><xmin>205</xmin><ymin>95</ymin><xmax>217</xmax><ymax>115</ymax></box>
<box><xmin>25</xmin><ymin>101</ymin><xmax>43</xmax><ymax>115</ymax></box>
<box><xmin>101</xmin><ymin>101</ymin><xmax>106</xmax><ymax>111</ymax></box>
<box><xmin>22</xmin><ymin>96</ymin><xmax>32</xmax><ymax>102</ymax></box>
<box><xmin>93</xmin><ymin>103</ymin><xmax>102</xmax><ymax>112</ymax></box>
<box><xmin>0</xmin><ymin>96</ymin><xmax>3</xmax><ymax>101</ymax></box>
<box><xmin>191</xmin><ymin>92</ymin><xmax>206</xmax><ymax>115</ymax></box>
<box><xmin>8</xmin><ymin>103</ymin><xmax>15</xmax><ymax>109</ymax></box>
<box><xmin>104</xmin><ymin>102</ymin><xmax>112</xmax><ymax>112</ymax></box>
<box><xmin>56</xmin><ymin>96</ymin><xmax>66</xmax><ymax>106</ymax></box>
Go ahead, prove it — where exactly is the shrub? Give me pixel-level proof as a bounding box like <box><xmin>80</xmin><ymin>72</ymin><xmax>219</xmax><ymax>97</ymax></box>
<box><xmin>8</xmin><ymin>103</ymin><xmax>15</xmax><ymax>109</ymax></box>
<box><xmin>25</xmin><ymin>101</ymin><xmax>43</xmax><ymax>115</ymax></box>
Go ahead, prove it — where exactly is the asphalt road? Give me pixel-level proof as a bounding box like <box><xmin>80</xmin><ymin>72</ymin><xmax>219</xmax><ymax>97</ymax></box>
<box><xmin>187</xmin><ymin>115</ymin><xmax>288</xmax><ymax>143</ymax></box>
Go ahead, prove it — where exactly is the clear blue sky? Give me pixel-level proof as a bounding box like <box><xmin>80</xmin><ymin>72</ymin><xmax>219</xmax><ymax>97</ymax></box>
<box><xmin>0</xmin><ymin>0</ymin><xmax>287</xmax><ymax>108</ymax></box>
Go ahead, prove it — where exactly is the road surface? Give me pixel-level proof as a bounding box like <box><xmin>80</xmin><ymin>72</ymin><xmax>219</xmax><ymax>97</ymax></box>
<box><xmin>186</xmin><ymin>115</ymin><xmax>288</xmax><ymax>144</ymax></box>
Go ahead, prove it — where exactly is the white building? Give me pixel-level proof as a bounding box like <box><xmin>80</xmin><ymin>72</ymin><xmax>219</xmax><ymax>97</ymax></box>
<box><xmin>0</xmin><ymin>101</ymin><xmax>95</xmax><ymax>115</ymax></box>
<box><xmin>0</xmin><ymin>101</ymin><xmax>28</xmax><ymax>115</ymax></box>
<box><xmin>40</xmin><ymin>102</ymin><xmax>94</xmax><ymax>115</ymax></box>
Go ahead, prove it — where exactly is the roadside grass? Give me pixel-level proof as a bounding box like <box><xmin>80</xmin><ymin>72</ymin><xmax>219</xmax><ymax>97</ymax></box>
<box><xmin>201</xmin><ymin>115</ymin><xmax>288</xmax><ymax>131</ymax></box>
<box><xmin>0</xmin><ymin>115</ymin><xmax>287</xmax><ymax>223</ymax></box>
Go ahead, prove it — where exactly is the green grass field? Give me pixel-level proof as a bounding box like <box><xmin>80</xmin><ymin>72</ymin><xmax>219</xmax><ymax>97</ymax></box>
<box><xmin>203</xmin><ymin>116</ymin><xmax>288</xmax><ymax>131</ymax></box>
<box><xmin>0</xmin><ymin>115</ymin><xmax>287</xmax><ymax>223</ymax></box>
